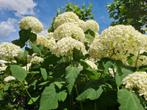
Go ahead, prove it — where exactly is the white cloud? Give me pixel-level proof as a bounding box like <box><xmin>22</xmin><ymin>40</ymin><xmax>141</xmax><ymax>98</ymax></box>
<box><xmin>0</xmin><ymin>18</ymin><xmax>17</xmax><ymax>37</ymax></box>
<box><xmin>0</xmin><ymin>0</ymin><xmax>36</xmax><ymax>16</ymax></box>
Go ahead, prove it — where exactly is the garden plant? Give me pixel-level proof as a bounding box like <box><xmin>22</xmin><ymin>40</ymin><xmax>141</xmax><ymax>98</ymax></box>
<box><xmin>0</xmin><ymin>4</ymin><xmax>147</xmax><ymax>110</ymax></box>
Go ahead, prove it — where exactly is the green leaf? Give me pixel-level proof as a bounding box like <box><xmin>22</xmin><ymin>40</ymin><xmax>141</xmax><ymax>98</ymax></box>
<box><xmin>65</xmin><ymin>65</ymin><xmax>82</xmax><ymax>93</ymax></box>
<box><xmin>10</xmin><ymin>65</ymin><xmax>27</xmax><ymax>82</ymax></box>
<box><xmin>29</xmin><ymin>32</ymin><xmax>37</xmax><ymax>42</ymax></box>
<box><xmin>85</xmin><ymin>68</ymin><xmax>101</xmax><ymax>80</ymax></box>
<box><xmin>28</xmin><ymin>96</ymin><xmax>39</xmax><ymax>105</ymax></box>
<box><xmin>118</xmin><ymin>89</ymin><xmax>145</xmax><ymax>110</ymax></box>
<box><xmin>54</xmin><ymin>81</ymin><xmax>64</xmax><ymax>89</ymax></box>
<box><xmin>76</xmin><ymin>86</ymin><xmax>103</xmax><ymax>101</ymax></box>
<box><xmin>57</xmin><ymin>91</ymin><xmax>67</xmax><ymax>102</ymax></box>
<box><xmin>85</xmin><ymin>29</ymin><xmax>95</xmax><ymax>43</ymax></box>
<box><xmin>103</xmin><ymin>60</ymin><xmax>114</xmax><ymax>75</ymax></box>
<box><xmin>40</xmin><ymin>68</ymin><xmax>48</xmax><ymax>80</ymax></box>
<box><xmin>115</xmin><ymin>66</ymin><xmax>133</xmax><ymax>87</ymax></box>
<box><xmin>30</xmin><ymin>42</ymin><xmax>42</xmax><ymax>55</ymax></box>
<box><xmin>0</xmin><ymin>91</ymin><xmax>4</xmax><ymax>100</ymax></box>
<box><xmin>115</xmin><ymin>73</ymin><xmax>122</xmax><ymax>87</ymax></box>
<box><xmin>39</xmin><ymin>84</ymin><xmax>58</xmax><ymax>110</ymax></box>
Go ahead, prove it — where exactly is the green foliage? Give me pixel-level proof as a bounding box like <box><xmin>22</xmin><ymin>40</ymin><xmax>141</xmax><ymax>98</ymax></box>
<box><xmin>118</xmin><ymin>89</ymin><xmax>145</xmax><ymax>110</ymax></box>
<box><xmin>1</xmin><ymin>2</ymin><xmax>147</xmax><ymax>110</ymax></box>
<box><xmin>65</xmin><ymin>65</ymin><xmax>82</xmax><ymax>93</ymax></box>
<box><xmin>12</xmin><ymin>30</ymin><xmax>37</xmax><ymax>47</ymax></box>
<box><xmin>65</xmin><ymin>3</ymin><xmax>93</xmax><ymax>21</ymax></box>
<box><xmin>39</xmin><ymin>84</ymin><xmax>58</xmax><ymax>110</ymax></box>
<box><xmin>107</xmin><ymin>0</ymin><xmax>147</xmax><ymax>33</ymax></box>
<box><xmin>10</xmin><ymin>65</ymin><xmax>27</xmax><ymax>82</ymax></box>
<box><xmin>48</xmin><ymin>3</ymin><xmax>94</xmax><ymax>32</ymax></box>
<box><xmin>76</xmin><ymin>86</ymin><xmax>103</xmax><ymax>101</ymax></box>
<box><xmin>40</xmin><ymin>68</ymin><xmax>48</xmax><ymax>80</ymax></box>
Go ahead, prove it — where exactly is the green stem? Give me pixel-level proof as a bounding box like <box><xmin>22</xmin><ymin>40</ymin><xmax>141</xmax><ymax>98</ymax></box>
<box><xmin>21</xmin><ymin>82</ymin><xmax>34</xmax><ymax>103</ymax></box>
<box><xmin>94</xmin><ymin>100</ymin><xmax>97</xmax><ymax>110</ymax></box>
<box><xmin>75</xmin><ymin>85</ymin><xmax>83</xmax><ymax>110</ymax></box>
<box><xmin>135</xmin><ymin>51</ymin><xmax>140</xmax><ymax>70</ymax></box>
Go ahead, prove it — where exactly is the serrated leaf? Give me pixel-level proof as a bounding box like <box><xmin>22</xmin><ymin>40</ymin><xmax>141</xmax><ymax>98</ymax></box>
<box><xmin>76</xmin><ymin>86</ymin><xmax>103</xmax><ymax>101</ymax></box>
<box><xmin>40</xmin><ymin>68</ymin><xmax>48</xmax><ymax>80</ymax></box>
<box><xmin>118</xmin><ymin>89</ymin><xmax>145</xmax><ymax>110</ymax></box>
<box><xmin>10</xmin><ymin>65</ymin><xmax>27</xmax><ymax>82</ymax></box>
<box><xmin>65</xmin><ymin>65</ymin><xmax>82</xmax><ymax>93</ymax></box>
<box><xmin>39</xmin><ymin>84</ymin><xmax>58</xmax><ymax>110</ymax></box>
<box><xmin>57</xmin><ymin>91</ymin><xmax>67</xmax><ymax>102</ymax></box>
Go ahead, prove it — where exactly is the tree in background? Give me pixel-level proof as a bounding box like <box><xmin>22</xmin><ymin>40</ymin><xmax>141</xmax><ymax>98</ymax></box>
<box><xmin>107</xmin><ymin>0</ymin><xmax>147</xmax><ymax>33</ymax></box>
<box><xmin>64</xmin><ymin>3</ymin><xmax>93</xmax><ymax>21</ymax></box>
<box><xmin>48</xmin><ymin>3</ymin><xmax>94</xmax><ymax>32</ymax></box>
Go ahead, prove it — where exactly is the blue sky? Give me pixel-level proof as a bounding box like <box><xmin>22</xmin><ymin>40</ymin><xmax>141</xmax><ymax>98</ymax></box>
<box><xmin>0</xmin><ymin>0</ymin><xmax>113</xmax><ymax>42</ymax></box>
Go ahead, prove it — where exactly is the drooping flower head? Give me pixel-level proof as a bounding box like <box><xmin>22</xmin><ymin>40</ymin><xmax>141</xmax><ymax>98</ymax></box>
<box><xmin>54</xmin><ymin>23</ymin><xmax>85</xmax><ymax>42</ymax></box>
<box><xmin>19</xmin><ymin>16</ymin><xmax>43</xmax><ymax>33</ymax></box>
<box><xmin>0</xmin><ymin>42</ymin><xmax>22</xmax><ymax>61</ymax></box>
<box><xmin>122</xmin><ymin>72</ymin><xmax>147</xmax><ymax>100</ymax></box>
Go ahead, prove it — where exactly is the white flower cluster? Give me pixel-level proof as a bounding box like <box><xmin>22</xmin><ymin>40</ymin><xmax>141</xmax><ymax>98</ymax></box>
<box><xmin>53</xmin><ymin>12</ymin><xmax>99</xmax><ymax>32</ymax></box>
<box><xmin>36</xmin><ymin>35</ymin><xmax>56</xmax><ymax>50</ymax></box>
<box><xmin>122</xmin><ymin>72</ymin><xmax>147</xmax><ymax>100</ymax></box>
<box><xmin>89</xmin><ymin>25</ymin><xmax>147</xmax><ymax>67</ymax></box>
<box><xmin>85</xmin><ymin>59</ymin><xmax>97</xmax><ymax>70</ymax></box>
<box><xmin>0</xmin><ymin>42</ymin><xmax>22</xmax><ymax>61</ymax></box>
<box><xmin>19</xmin><ymin>16</ymin><xmax>43</xmax><ymax>33</ymax></box>
<box><xmin>53</xmin><ymin>12</ymin><xmax>80</xmax><ymax>29</ymax></box>
<box><xmin>52</xmin><ymin>37</ymin><xmax>87</xmax><ymax>57</ymax></box>
<box><xmin>84</xmin><ymin>20</ymin><xmax>99</xmax><ymax>32</ymax></box>
<box><xmin>30</xmin><ymin>56</ymin><xmax>44</xmax><ymax>64</ymax></box>
<box><xmin>54</xmin><ymin>23</ymin><xmax>85</xmax><ymax>42</ymax></box>
<box><xmin>0</xmin><ymin>60</ymin><xmax>7</xmax><ymax>72</ymax></box>
<box><xmin>4</xmin><ymin>76</ymin><xmax>16</xmax><ymax>82</ymax></box>
<box><xmin>47</xmin><ymin>32</ymin><xmax>54</xmax><ymax>39</ymax></box>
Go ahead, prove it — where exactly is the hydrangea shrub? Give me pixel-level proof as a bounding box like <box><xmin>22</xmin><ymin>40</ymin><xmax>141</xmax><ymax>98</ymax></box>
<box><xmin>0</xmin><ymin>11</ymin><xmax>147</xmax><ymax>110</ymax></box>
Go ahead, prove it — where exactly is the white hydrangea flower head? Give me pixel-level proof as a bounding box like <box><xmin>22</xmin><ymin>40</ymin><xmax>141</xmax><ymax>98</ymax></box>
<box><xmin>19</xmin><ymin>16</ymin><xmax>43</xmax><ymax>33</ymax></box>
<box><xmin>36</xmin><ymin>35</ymin><xmax>56</xmax><ymax>50</ymax></box>
<box><xmin>0</xmin><ymin>64</ymin><xmax>7</xmax><ymax>72</ymax></box>
<box><xmin>122</xmin><ymin>72</ymin><xmax>147</xmax><ymax>100</ymax></box>
<box><xmin>0</xmin><ymin>60</ymin><xmax>8</xmax><ymax>64</ymax></box>
<box><xmin>47</xmin><ymin>32</ymin><xmax>54</xmax><ymax>39</ymax></box>
<box><xmin>53</xmin><ymin>12</ymin><xmax>80</xmax><ymax>29</ymax></box>
<box><xmin>89</xmin><ymin>25</ymin><xmax>146</xmax><ymax>66</ymax></box>
<box><xmin>30</xmin><ymin>56</ymin><xmax>44</xmax><ymax>64</ymax></box>
<box><xmin>0</xmin><ymin>42</ymin><xmax>22</xmax><ymax>61</ymax></box>
<box><xmin>85</xmin><ymin>59</ymin><xmax>97</xmax><ymax>70</ymax></box>
<box><xmin>4</xmin><ymin>76</ymin><xmax>16</xmax><ymax>82</ymax></box>
<box><xmin>54</xmin><ymin>23</ymin><xmax>85</xmax><ymax>42</ymax></box>
<box><xmin>78</xmin><ymin>20</ymin><xmax>86</xmax><ymax>31</ymax></box>
<box><xmin>52</xmin><ymin>37</ymin><xmax>87</xmax><ymax>57</ymax></box>
<box><xmin>22</xmin><ymin>63</ymin><xmax>31</xmax><ymax>71</ymax></box>
<box><xmin>85</xmin><ymin>20</ymin><xmax>99</xmax><ymax>32</ymax></box>
<box><xmin>108</xmin><ymin>68</ymin><xmax>117</xmax><ymax>77</ymax></box>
